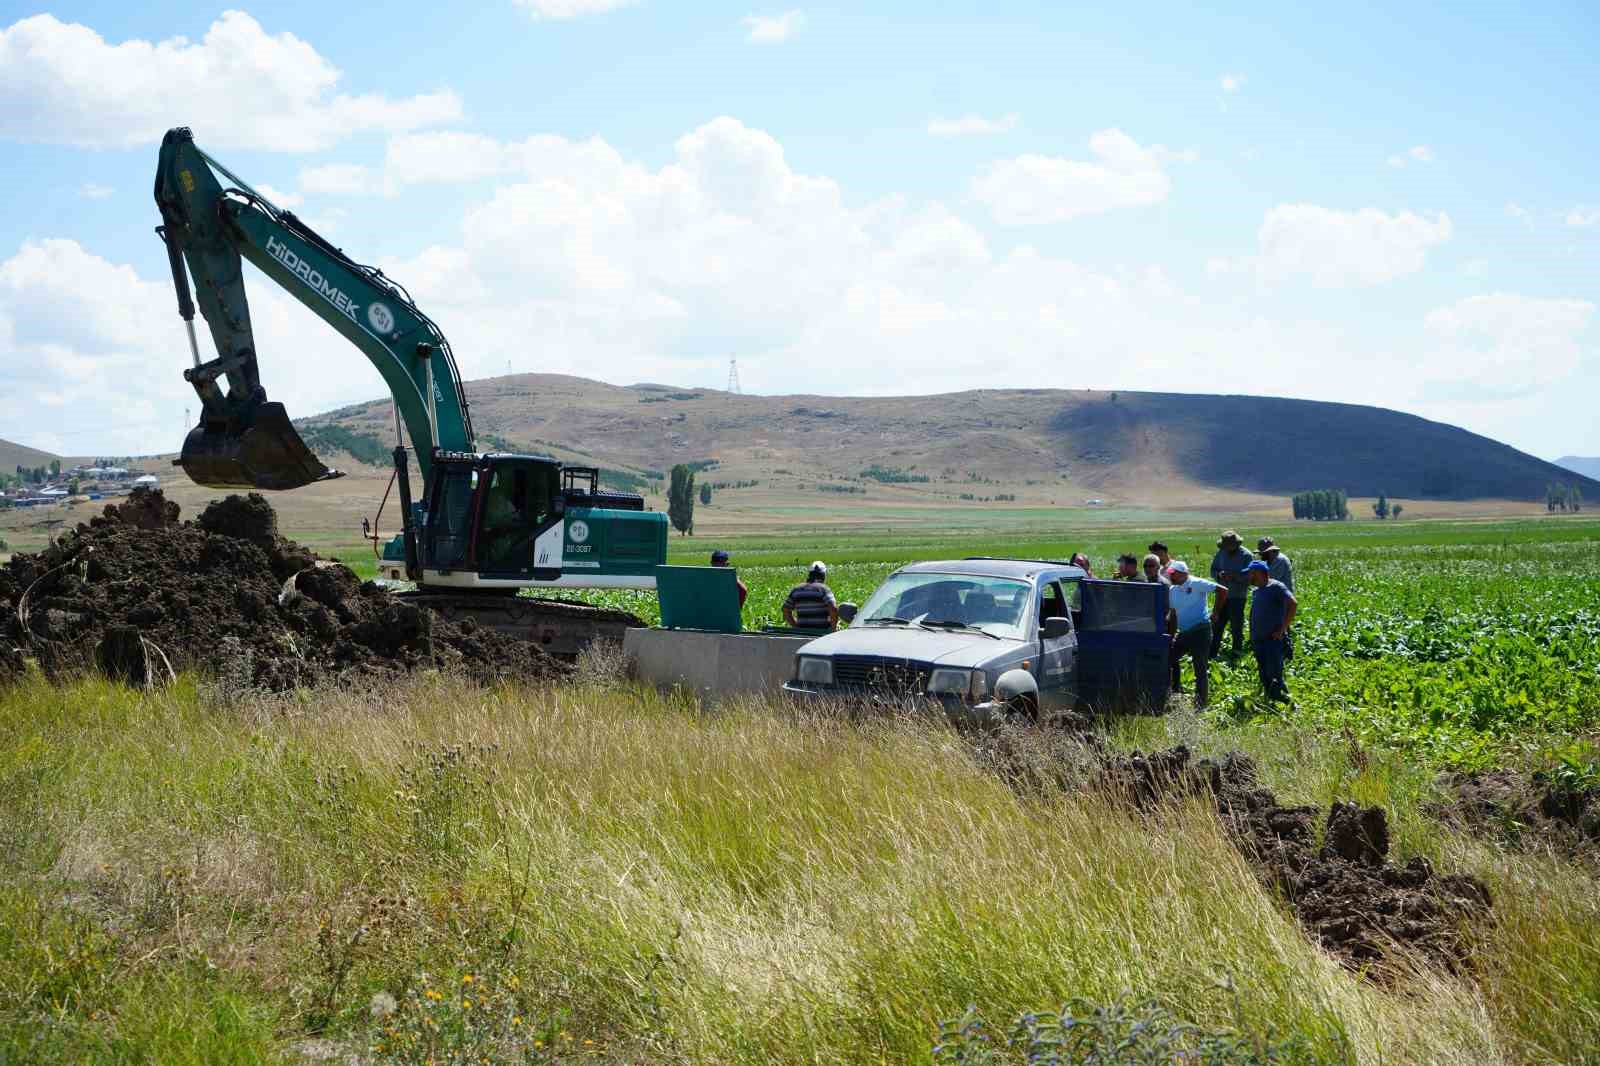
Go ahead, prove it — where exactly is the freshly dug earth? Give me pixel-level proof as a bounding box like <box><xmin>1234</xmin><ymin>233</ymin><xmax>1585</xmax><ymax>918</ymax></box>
<box><xmin>1096</xmin><ymin>746</ymin><xmax>1492</xmax><ymax>973</ymax></box>
<box><xmin>0</xmin><ymin>488</ymin><xmax>570</xmax><ymax>690</ymax></box>
<box><xmin>1434</xmin><ymin>769</ymin><xmax>1600</xmax><ymax>865</ymax></box>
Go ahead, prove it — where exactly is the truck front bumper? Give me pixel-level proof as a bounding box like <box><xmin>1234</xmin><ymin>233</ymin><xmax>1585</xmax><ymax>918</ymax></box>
<box><xmin>782</xmin><ymin>682</ymin><xmax>1008</xmax><ymax>726</ymax></box>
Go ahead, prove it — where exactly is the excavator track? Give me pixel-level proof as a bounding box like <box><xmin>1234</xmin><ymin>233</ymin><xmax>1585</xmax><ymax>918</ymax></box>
<box><xmin>396</xmin><ymin>591</ymin><xmax>643</xmax><ymax>659</ymax></box>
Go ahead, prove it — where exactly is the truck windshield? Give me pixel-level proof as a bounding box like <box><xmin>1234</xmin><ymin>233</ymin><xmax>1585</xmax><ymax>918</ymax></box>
<box><xmin>856</xmin><ymin>573</ymin><xmax>1032</xmax><ymax>640</ymax></box>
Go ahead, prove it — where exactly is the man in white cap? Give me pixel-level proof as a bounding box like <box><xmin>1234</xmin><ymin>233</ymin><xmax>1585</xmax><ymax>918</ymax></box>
<box><xmin>1166</xmin><ymin>561</ymin><xmax>1228</xmax><ymax>707</ymax></box>
<box><xmin>783</xmin><ymin>560</ymin><xmax>839</xmax><ymax>631</ymax></box>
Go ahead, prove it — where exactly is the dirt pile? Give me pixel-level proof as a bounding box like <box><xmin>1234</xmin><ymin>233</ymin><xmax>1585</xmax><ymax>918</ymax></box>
<box><xmin>1434</xmin><ymin>769</ymin><xmax>1600</xmax><ymax>864</ymax></box>
<box><xmin>1096</xmin><ymin>745</ymin><xmax>1492</xmax><ymax>972</ymax></box>
<box><xmin>1</xmin><ymin>489</ymin><xmax>569</xmax><ymax>690</ymax></box>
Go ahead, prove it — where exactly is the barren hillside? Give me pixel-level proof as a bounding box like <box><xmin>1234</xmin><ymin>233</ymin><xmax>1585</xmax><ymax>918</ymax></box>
<box><xmin>299</xmin><ymin>375</ymin><xmax>1598</xmax><ymax>505</ymax></box>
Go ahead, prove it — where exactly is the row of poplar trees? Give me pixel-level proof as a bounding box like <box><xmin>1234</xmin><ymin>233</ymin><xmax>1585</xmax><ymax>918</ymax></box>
<box><xmin>1547</xmin><ymin>482</ymin><xmax>1585</xmax><ymax>512</ymax></box>
<box><xmin>1290</xmin><ymin>489</ymin><xmax>1350</xmax><ymax>521</ymax></box>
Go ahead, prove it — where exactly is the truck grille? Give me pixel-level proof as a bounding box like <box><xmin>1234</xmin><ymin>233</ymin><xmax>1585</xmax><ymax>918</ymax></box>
<box><xmin>831</xmin><ymin>656</ymin><xmax>931</xmax><ymax>696</ymax></box>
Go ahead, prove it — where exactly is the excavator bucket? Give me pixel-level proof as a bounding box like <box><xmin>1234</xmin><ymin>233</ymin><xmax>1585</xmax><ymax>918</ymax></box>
<box><xmin>177</xmin><ymin>402</ymin><xmax>343</xmax><ymax>491</ymax></box>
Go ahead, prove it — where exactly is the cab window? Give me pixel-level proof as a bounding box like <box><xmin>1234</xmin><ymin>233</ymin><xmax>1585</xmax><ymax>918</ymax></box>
<box><xmin>477</xmin><ymin>461</ymin><xmax>558</xmax><ymax>571</ymax></box>
<box><xmin>1039</xmin><ymin>580</ymin><xmax>1068</xmax><ymax>629</ymax></box>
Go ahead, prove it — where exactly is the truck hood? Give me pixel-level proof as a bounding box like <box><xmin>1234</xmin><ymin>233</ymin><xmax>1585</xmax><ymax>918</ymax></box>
<box><xmin>796</xmin><ymin>626</ymin><xmax>1027</xmax><ymax>669</ymax></box>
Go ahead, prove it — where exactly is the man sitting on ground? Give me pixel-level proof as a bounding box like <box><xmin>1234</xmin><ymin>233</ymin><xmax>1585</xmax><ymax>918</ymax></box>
<box><xmin>1167</xmin><ymin>561</ymin><xmax>1227</xmax><ymax>707</ymax></box>
<box><xmin>783</xmin><ymin>561</ymin><xmax>839</xmax><ymax>631</ymax></box>
<box><xmin>710</xmin><ymin>549</ymin><xmax>747</xmax><ymax>608</ymax></box>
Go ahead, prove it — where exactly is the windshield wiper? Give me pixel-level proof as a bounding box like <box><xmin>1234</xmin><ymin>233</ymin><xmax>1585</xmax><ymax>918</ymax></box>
<box><xmin>921</xmin><ymin>619</ymin><xmax>1004</xmax><ymax>640</ymax></box>
<box><xmin>860</xmin><ymin>616</ymin><xmax>912</xmax><ymax>626</ymax></box>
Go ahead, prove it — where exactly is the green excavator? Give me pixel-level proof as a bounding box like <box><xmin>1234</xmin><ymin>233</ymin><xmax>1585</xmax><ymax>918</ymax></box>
<box><xmin>153</xmin><ymin>127</ymin><xmax>666</xmax><ymax>653</ymax></box>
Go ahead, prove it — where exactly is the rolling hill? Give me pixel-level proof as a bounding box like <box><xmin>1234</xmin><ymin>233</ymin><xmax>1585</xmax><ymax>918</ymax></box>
<box><xmin>296</xmin><ymin>375</ymin><xmax>1598</xmax><ymax>506</ymax></box>
<box><xmin>0</xmin><ymin>437</ymin><xmax>61</xmax><ymax>474</ymax></box>
<box><xmin>1557</xmin><ymin>456</ymin><xmax>1600</xmax><ymax>481</ymax></box>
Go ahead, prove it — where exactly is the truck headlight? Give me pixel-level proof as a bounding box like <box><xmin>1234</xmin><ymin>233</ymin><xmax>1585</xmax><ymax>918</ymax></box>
<box><xmin>928</xmin><ymin>668</ymin><xmax>987</xmax><ymax>700</ymax></box>
<box><xmin>796</xmin><ymin>656</ymin><xmax>833</xmax><ymax>685</ymax></box>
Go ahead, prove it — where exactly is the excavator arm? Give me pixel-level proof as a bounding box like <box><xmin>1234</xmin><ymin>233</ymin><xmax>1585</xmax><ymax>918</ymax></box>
<box><xmin>153</xmin><ymin>127</ymin><xmax>474</xmax><ymax>490</ymax></box>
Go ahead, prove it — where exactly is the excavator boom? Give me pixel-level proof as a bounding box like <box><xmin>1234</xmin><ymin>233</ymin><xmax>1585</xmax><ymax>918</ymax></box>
<box><xmin>153</xmin><ymin>127</ymin><xmax>473</xmax><ymax>490</ymax></box>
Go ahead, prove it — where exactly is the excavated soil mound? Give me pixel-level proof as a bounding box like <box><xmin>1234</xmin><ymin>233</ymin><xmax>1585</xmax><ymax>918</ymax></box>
<box><xmin>1094</xmin><ymin>746</ymin><xmax>1491</xmax><ymax>973</ymax></box>
<box><xmin>104</xmin><ymin>485</ymin><xmax>180</xmax><ymax>530</ymax></box>
<box><xmin>1433</xmin><ymin>769</ymin><xmax>1600</xmax><ymax>865</ymax></box>
<box><xmin>0</xmin><ymin>640</ymin><xmax>23</xmax><ymax>689</ymax></box>
<box><xmin>1</xmin><ymin>490</ymin><xmax>569</xmax><ymax>691</ymax></box>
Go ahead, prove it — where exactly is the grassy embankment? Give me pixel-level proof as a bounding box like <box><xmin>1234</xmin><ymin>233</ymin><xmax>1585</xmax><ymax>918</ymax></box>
<box><xmin>2</xmin><ymin>672</ymin><xmax>1599</xmax><ymax>1064</ymax></box>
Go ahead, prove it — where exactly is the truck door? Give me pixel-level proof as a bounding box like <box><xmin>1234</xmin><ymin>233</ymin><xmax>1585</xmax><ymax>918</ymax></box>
<box><xmin>1036</xmin><ymin>579</ymin><xmax>1077</xmax><ymax>709</ymax></box>
<box><xmin>1076</xmin><ymin>580</ymin><xmax>1170</xmax><ymax>711</ymax></box>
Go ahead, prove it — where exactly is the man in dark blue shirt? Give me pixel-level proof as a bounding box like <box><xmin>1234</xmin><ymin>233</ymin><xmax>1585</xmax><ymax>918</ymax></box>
<box><xmin>1246</xmin><ymin>560</ymin><xmax>1297</xmax><ymax>702</ymax></box>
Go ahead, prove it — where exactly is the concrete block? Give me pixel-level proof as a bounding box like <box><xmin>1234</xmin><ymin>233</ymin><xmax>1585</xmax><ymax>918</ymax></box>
<box><xmin>623</xmin><ymin>628</ymin><xmax>816</xmax><ymax>697</ymax></box>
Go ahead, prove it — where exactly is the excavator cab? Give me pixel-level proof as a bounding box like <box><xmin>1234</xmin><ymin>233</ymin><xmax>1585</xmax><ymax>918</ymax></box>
<box><xmin>422</xmin><ymin>454</ymin><xmax>564</xmax><ymax>581</ymax></box>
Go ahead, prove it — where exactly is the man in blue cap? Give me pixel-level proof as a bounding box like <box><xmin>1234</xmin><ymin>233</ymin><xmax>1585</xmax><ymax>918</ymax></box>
<box><xmin>1246</xmin><ymin>559</ymin><xmax>1297</xmax><ymax>702</ymax></box>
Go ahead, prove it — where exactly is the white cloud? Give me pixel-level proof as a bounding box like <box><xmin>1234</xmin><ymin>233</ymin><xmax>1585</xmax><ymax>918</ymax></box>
<box><xmin>253</xmin><ymin>183</ymin><xmax>303</xmax><ymax>209</ymax></box>
<box><xmin>971</xmin><ymin>129</ymin><xmax>1194</xmax><ymax>225</ymax></box>
<box><xmin>5</xmin><ymin>117</ymin><xmax>1590</xmax><ymax>460</ymax></box>
<box><xmin>1220</xmin><ymin>73</ymin><xmax>1244</xmax><ymax>92</ymax></box>
<box><xmin>742</xmin><ymin>10</ymin><xmax>806</xmax><ymax>43</ymax></box>
<box><xmin>515</xmin><ymin>0</ymin><xmax>636</xmax><ymax>16</ymax></box>
<box><xmin>1505</xmin><ymin>202</ymin><xmax>1531</xmax><ymax>224</ymax></box>
<box><xmin>0</xmin><ymin>238</ymin><xmax>402</xmax><ymax>455</ymax></box>
<box><xmin>1257</xmin><ymin>204</ymin><xmax>1452</xmax><ymax>286</ymax></box>
<box><xmin>1387</xmin><ymin>144</ymin><xmax>1434</xmax><ymax>167</ymax></box>
<box><xmin>299</xmin><ymin>163</ymin><xmax>386</xmax><ymax>197</ymax></box>
<box><xmin>927</xmin><ymin>113</ymin><xmax>1020</xmax><ymax>137</ymax></box>
<box><xmin>78</xmin><ymin>183</ymin><xmax>113</xmax><ymax>200</ymax></box>
<box><xmin>0</xmin><ymin>11</ymin><xmax>461</xmax><ymax>151</ymax></box>
<box><xmin>1424</xmin><ymin>293</ymin><xmax>1594</xmax><ymax>386</ymax></box>
<box><xmin>1567</xmin><ymin>206</ymin><xmax>1600</xmax><ymax>227</ymax></box>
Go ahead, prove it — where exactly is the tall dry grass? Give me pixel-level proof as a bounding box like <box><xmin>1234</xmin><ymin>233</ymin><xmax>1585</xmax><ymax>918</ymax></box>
<box><xmin>0</xmin><ymin>671</ymin><xmax>1595</xmax><ymax>1063</ymax></box>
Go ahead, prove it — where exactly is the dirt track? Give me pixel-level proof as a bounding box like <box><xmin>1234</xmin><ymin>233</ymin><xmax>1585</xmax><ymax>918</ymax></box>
<box><xmin>0</xmin><ymin>488</ymin><xmax>569</xmax><ymax>690</ymax></box>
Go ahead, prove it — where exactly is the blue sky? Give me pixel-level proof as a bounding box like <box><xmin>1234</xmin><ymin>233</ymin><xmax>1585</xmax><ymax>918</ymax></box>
<box><xmin>0</xmin><ymin>1</ymin><xmax>1596</xmax><ymax>460</ymax></box>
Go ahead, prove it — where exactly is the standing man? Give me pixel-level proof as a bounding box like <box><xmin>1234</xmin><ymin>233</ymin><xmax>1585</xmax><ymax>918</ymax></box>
<box><xmin>1166</xmin><ymin>562</ymin><xmax>1227</xmax><ymax>707</ymax></box>
<box><xmin>1115</xmin><ymin>553</ymin><xmax>1140</xmax><ymax>580</ymax></box>
<box><xmin>1209</xmin><ymin>531</ymin><xmax>1255</xmax><ymax>659</ymax></box>
<box><xmin>1246</xmin><ymin>560</ymin><xmax>1296</xmax><ymax>703</ymax></box>
<box><xmin>1141</xmin><ymin>553</ymin><xmax>1169</xmax><ymax>585</ymax></box>
<box><xmin>1256</xmin><ymin>537</ymin><xmax>1293</xmax><ymax>592</ymax></box>
<box><xmin>710</xmin><ymin>549</ymin><xmax>747</xmax><ymax>608</ymax></box>
<box><xmin>1148</xmin><ymin>541</ymin><xmax>1171</xmax><ymax>569</ymax></box>
<box><xmin>783</xmin><ymin>560</ymin><xmax>839</xmax><ymax>631</ymax></box>
<box><xmin>1257</xmin><ymin>536</ymin><xmax>1294</xmax><ymax>660</ymax></box>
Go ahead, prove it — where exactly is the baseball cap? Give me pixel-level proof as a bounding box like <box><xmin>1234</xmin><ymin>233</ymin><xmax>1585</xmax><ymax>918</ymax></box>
<box><xmin>1245</xmin><ymin>560</ymin><xmax>1271</xmax><ymax>573</ymax></box>
<box><xmin>809</xmin><ymin>560</ymin><xmax>828</xmax><ymax>577</ymax></box>
<box><xmin>710</xmin><ymin>549</ymin><xmax>730</xmax><ymax>564</ymax></box>
<box><xmin>1167</xmin><ymin>560</ymin><xmax>1190</xmax><ymax>575</ymax></box>
<box><xmin>1257</xmin><ymin>536</ymin><xmax>1277</xmax><ymax>552</ymax></box>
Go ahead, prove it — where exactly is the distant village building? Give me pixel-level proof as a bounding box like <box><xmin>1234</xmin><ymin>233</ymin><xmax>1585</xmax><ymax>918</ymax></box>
<box><xmin>132</xmin><ymin>474</ymin><xmax>159</xmax><ymax>487</ymax></box>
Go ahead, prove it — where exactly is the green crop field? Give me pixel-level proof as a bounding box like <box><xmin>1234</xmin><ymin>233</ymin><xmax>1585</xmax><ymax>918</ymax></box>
<box><xmin>540</xmin><ymin>516</ymin><xmax>1600</xmax><ymax>773</ymax></box>
<box><xmin>3</xmin><ymin>515</ymin><xmax>1599</xmax><ymax>1063</ymax></box>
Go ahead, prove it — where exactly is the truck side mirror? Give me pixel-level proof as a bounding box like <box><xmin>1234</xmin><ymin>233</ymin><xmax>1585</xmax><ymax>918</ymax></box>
<box><xmin>838</xmin><ymin>602</ymin><xmax>857</xmax><ymax>623</ymax></box>
<box><xmin>1042</xmin><ymin>616</ymin><xmax>1071</xmax><ymax>639</ymax></box>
